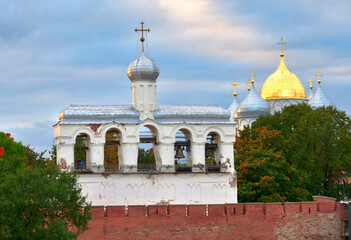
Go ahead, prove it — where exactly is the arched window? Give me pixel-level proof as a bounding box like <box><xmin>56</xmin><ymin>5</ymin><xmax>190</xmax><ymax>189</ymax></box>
<box><xmin>137</xmin><ymin>125</ymin><xmax>159</xmax><ymax>172</ymax></box>
<box><xmin>205</xmin><ymin>132</ymin><xmax>221</xmax><ymax>172</ymax></box>
<box><xmin>74</xmin><ymin>134</ymin><xmax>90</xmax><ymax>172</ymax></box>
<box><xmin>174</xmin><ymin>129</ymin><xmax>192</xmax><ymax>172</ymax></box>
<box><xmin>104</xmin><ymin>129</ymin><xmax>121</xmax><ymax>171</ymax></box>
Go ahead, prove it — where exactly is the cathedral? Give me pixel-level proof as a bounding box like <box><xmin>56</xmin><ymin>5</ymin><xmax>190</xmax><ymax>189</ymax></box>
<box><xmin>230</xmin><ymin>37</ymin><xmax>334</xmax><ymax>130</ymax></box>
<box><xmin>53</xmin><ymin>24</ymin><xmax>333</xmax><ymax>206</ymax></box>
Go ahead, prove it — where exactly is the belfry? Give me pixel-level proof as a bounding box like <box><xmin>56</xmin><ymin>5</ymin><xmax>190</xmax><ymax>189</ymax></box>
<box><xmin>54</xmin><ymin>22</ymin><xmax>237</xmax><ymax>206</ymax></box>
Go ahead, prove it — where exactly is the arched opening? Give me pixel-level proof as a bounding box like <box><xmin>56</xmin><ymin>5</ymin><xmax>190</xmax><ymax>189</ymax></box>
<box><xmin>205</xmin><ymin>132</ymin><xmax>221</xmax><ymax>172</ymax></box>
<box><xmin>104</xmin><ymin>128</ymin><xmax>121</xmax><ymax>171</ymax></box>
<box><xmin>74</xmin><ymin>133</ymin><xmax>90</xmax><ymax>172</ymax></box>
<box><xmin>137</xmin><ymin>125</ymin><xmax>159</xmax><ymax>172</ymax></box>
<box><xmin>174</xmin><ymin>129</ymin><xmax>192</xmax><ymax>172</ymax></box>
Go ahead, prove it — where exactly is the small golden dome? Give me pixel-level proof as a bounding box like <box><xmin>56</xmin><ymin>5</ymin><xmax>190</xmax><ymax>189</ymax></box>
<box><xmin>260</xmin><ymin>54</ymin><xmax>307</xmax><ymax>100</ymax></box>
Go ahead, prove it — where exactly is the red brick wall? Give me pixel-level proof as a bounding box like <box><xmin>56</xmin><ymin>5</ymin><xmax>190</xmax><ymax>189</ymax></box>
<box><xmin>79</xmin><ymin>202</ymin><xmax>348</xmax><ymax>240</ymax></box>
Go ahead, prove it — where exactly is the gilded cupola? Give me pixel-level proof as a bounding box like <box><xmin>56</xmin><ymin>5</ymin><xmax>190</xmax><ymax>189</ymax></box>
<box><xmin>260</xmin><ymin>38</ymin><xmax>307</xmax><ymax>100</ymax></box>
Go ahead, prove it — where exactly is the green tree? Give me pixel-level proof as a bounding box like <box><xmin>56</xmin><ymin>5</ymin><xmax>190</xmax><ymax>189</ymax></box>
<box><xmin>0</xmin><ymin>133</ymin><xmax>91</xmax><ymax>239</ymax></box>
<box><xmin>0</xmin><ymin>132</ymin><xmax>25</xmax><ymax>159</ymax></box>
<box><xmin>235</xmin><ymin>127</ymin><xmax>310</xmax><ymax>202</ymax></box>
<box><xmin>291</xmin><ymin>106</ymin><xmax>351</xmax><ymax>197</ymax></box>
<box><xmin>244</xmin><ymin>103</ymin><xmax>351</xmax><ymax>199</ymax></box>
<box><xmin>138</xmin><ymin>147</ymin><xmax>155</xmax><ymax>165</ymax></box>
<box><xmin>49</xmin><ymin>141</ymin><xmax>57</xmax><ymax>162</ymax></box>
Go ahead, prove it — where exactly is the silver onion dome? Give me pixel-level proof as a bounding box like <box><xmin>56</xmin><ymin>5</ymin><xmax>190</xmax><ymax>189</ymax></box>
<box><xmin>309</xmin><ymin>83</ymin><xmax>334</xmax><ymax>108</ymax></box>
<box><xmin>127</xmin><ymin>50</ymin><xmax>159</xmax><ymax>81</ymax></box>
<box><xmin>228</xmin><ymin>96</ymin><xmax>239</xmax><ymax>121</ymax></box>
<box><xmin>234</xmin><ymin>85</ymin><xmax>270</xmax><ymax>118</ymax></box>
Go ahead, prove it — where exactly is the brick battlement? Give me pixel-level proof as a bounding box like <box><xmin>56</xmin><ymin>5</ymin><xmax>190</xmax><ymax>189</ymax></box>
<box><xmin>89</xmin><ymin>202</ymin><xmax>346</xmax><ymax>219</ymax></box>
<box><xmin>79</xmin><ymin>202</ymin><xmax>348</xmax><ymax>239</ymax></box>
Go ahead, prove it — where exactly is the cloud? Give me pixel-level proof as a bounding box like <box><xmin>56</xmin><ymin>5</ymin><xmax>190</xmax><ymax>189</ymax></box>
<box><xmin>0</xmin><ymin>0</ymin><xmax>351</xmax><ymax>152</ymax></box>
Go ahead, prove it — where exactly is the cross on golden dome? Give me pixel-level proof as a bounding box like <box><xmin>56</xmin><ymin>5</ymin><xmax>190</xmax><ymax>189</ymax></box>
<box><xmin>249</xmin><ymin>72</ymin><xmax>256</xmax><ymax>84</ymax></box>
<box><xmin>316</xmin><ymin>71</ymin><xmax>323</xmax><ymax>84</ymax></box>
<box><xmin>231</xmin><ymin>80</ymin><xmax>239</xmax><ymax>96</ymax></box>
<box><xmin>307</xmin><ymin>77</ymin><xmax>315</xmax><ymax>89</ymax></box>
<box><xmin>277</xmin><ymin>37</ymin><xmax>287</xmax><ymax>56</ymax></box>
<box><xmin>245</xmin><ymin>79</ymin><xmax>251</xmax><ymax>91</ymax></box>
<box><xmin>134</xmin><ymin>21</ymin><xmax>151</xmax><ymax>43</ymax></box>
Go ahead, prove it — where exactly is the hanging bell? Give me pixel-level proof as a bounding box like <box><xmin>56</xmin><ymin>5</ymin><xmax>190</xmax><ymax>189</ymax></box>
<box><xmin>175</xmin><ymin>147</ymin><xmax>185</xmax><ymax>159</ymax></box>
<box><xmin>205</xmin><ymin>148</ymin><xmax>210</xmax><ymax>158</ymax></box>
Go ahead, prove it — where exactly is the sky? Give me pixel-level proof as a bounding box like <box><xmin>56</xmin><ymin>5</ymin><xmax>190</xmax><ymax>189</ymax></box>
<box><xmin>1</xmin><ymin>0</ymin><xmax>351</xmax><ymax>154</ymax></box>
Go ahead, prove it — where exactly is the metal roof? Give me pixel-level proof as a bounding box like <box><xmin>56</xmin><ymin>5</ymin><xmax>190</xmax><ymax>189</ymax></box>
<box><xmin>235</xmin><ymin>85</ymin><xmax>270</xmax><ymax>118</ymax></box>
<box><xmin>153</xmin><ymin>105</ymin><xmax>232</xmax><ymax>124</ymax></box>
<box><xmin>59</xmin><ymin>104</ymin><xmax>140</xmax><ymax>124</ymax></box>
<box><xmin>58</xmin><ymin>104</ymin><xmax>232</xmax><ymax>125</ymax></box>
<box><xmin>309</xmin><ymin>84</ymin><xmax>334</xmax><ymax>108</ymax></box>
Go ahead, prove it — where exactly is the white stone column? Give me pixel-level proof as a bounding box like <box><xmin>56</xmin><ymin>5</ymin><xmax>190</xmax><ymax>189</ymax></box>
<box><xmin>191</xmin><ymin>142</ymin><xmax>206</xmax><ymax>172</ymax></box>
<box><xmin>153</xmin><ymin>143</ymin><xmax>162</xmax><ymax>171</ymax></box>
<box><xmin>158</xmin><ymin>142</ymin><xmax>175</xmax><ymax>173</ymax></box>
<box><xmin>119</xmin><ymin>142</ymin><xmax>138</xmax><ymax>173</ymax></box>
<box><xmin>88</xmin><ymin>143</ymin><xmax>105</xmax><ymax>173</ymax></box>
<box><xmin>56</xmin><ymin>143</ymin><xmax>74</xmax><ymax>171</ymax></box>
<box><xmin>218</xmin><ymin>142</ymin><xmax>234</xmax><ymax>173</ymax></box>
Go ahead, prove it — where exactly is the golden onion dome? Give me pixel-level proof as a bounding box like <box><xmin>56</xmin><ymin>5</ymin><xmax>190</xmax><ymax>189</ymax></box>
<box><xmin>260</xmin><ymin>49</ymin><xmax>307</xmax><ymax>100</ymax></box>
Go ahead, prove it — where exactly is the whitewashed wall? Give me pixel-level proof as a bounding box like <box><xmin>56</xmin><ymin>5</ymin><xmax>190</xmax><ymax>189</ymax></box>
<box><xmin>78</xmin><ymin>172</ymin><xmax>237</xmax><ymax>206</ymax></box>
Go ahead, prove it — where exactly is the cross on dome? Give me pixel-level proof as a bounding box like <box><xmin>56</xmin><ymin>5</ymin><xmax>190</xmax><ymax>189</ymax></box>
<box><xmin>245</xmin><ymin>79</ymin><xmax>251</xmax><ymax>91</ymax></box>
<box><xmin>231</xmin><ymin>80</ymin><xmax>239</xmax><ymax>96</ymax></box>
<box><xmin>277</xmin><ymin>37</ymin><xmax>287</xmax><ymax>56</ymax></box>
<box><xmin>134</xmin><ymin>21</ymin><xmax>150</xmax><ymax>43</ymax></box>
<box><xmin>307</xmin><ymin>77</ymin><xmax>315</xmax><ymax>89</ymax></box>
<box><xmin>249</xmin><ymin>72</ymin><xmax>256</xmax><ymax>84</ymax></box>
<box><xmin>316</xmin><ymin>71</ymin><xmax>323</xmax><ymax>84</ymax></box>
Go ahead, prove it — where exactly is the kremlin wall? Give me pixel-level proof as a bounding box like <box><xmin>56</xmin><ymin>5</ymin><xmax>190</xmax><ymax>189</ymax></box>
<box><xmin>79</xmin><ymin>197</ymin><xmax>348</xmax><ymax>239</ymax></box>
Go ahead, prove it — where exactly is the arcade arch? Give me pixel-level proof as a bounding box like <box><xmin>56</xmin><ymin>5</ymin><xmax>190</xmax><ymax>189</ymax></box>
<box><xmin>104</xmin><ymin>128</ymin><xmax>122</xmax><ymax>170</ymax></box>
<box><xmin>205</xmin><ymin>131</ymin><xmax>221</xmax><ymax>172</ymax></box>
<box><xmin>137</xmin><ymin>124</ymin><xmax>160</xmax><ymax>172</ymax></box>
<box><xmin>174</xmin><ymin>128</ymin><xmax>192</xmax><ymax>172</ymax></box>
<box><xmin>74</xmin><ymin>133</ymin><xmax>90</xmax><ymax>171</ymax></box>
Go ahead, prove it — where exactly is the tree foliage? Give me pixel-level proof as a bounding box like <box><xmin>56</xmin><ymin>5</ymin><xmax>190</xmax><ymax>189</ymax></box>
<box><xmin>138</xmin><ymin>147</ymin><xmax>155</xmax><ymax>165</ymax></box>
<box><xmin>237</xmin><ymin>103</ymin><xmax>351</xmax><ymax>201</ymax></box>
<box><xmin>104</xmin><ymin>131</ymin><xmax>119</xmax><ymax>168</ymax></box>
<box><xmin>0</xmin><ymin>132</ymin><xmax>25</xmax><ymax>159</ymax></box>
<box><xmin>0</xmin><ymin>132</ymin><xmax>91</xmax><ymax>239</ymax></box>
<box><xmin>235</xmin><ymin>127</ymin><xmax>310</xmax><ymax>202</ymax></box>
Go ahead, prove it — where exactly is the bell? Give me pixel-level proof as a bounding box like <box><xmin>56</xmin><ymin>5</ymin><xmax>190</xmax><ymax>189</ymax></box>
<box><xmin>205</xmin><ymin>148</ymin><xmax>210</xmax><ymax>158</ymax></box>
<box><xmin>175</xmin><ymin>147</ymin><xmax>185</xmax><ymax>159</ymax></box>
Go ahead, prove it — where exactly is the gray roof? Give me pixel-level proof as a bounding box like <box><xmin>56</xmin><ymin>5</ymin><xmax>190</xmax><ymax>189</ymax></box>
<box><xmin>58</xmin><ymin>104</ymin><xmax>233</xmax><ymax>125</ymax></box>
<box><xmin>234</xmin><ymin>85</ymin><xmax>270</xmax><ymax>118</ymax></box>
<box><xmin>59</xmin><ymin>104</ymin><xmax>140</xmax><ymax>124</ymax></box>
<box><xmin>309</xmin><ymin>83</ymin><xmax>334</xmax><ymax>108</ymax></box>
<box><xmin>153</xmin><ymin>105</ymin><xmax>232</xmax><ymax>124</ymax></box>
